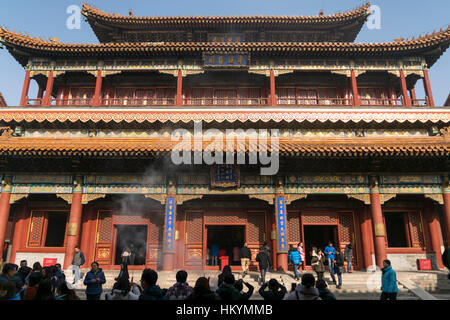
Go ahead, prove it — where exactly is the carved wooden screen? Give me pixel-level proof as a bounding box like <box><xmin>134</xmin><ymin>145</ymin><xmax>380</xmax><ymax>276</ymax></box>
<box><xmin>407</xmin><ymin>212</ymin><xmax>425</xmax><ymax>248</ymax></box>
<box><xmin>338</xmin><ymin>212</ymin><xmax>357</xmax><ymax>267</ymax></box>
<box><xmin>148</xmin><ymin>212</ymin><xmax>164</xmax><ymax>265</ymax></box>
<box><xmin>94</xmin><ymin>210</ymin><xmax>113</xmax><ymax>265</ymax></box>
<box><xmin>28</xmin><ymin>211</ymin><xmax>45</xmax><ymax>247</ymax></box>
<box><xmin>247</xmin><ymin>212</ymin><xmax>265</xmax><ymax>244</ymax></box>
<box><xmin>185</xmin><ymin>211</ymin><xmax>203</xmax><ymax>266</ymax></box>
<box><xmin>287</xmin><ymin>212</ymin><xmax>301</xmax><ymax>245</ymax></box>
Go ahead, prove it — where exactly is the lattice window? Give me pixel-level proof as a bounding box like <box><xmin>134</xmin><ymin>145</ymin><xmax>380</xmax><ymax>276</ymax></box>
<box><xmin>187</xmin><ymin>212</ymin><xmax>203</xmax><ymax>243</ymax></box>
<box><xmin>97</xmin><ymin>211</ymin><xmax>113</xmax><ymax>243</ymax></box>
<box><xmin>28</xmin><ymin>211</ymin><xmax>45</xmax><ymax>247</ymax></box>
<box><xmin>302</xmin><ymin>213</ymin><xmax>338</xmax><ymax>224</ymax></box>
<box><xmin>149</xmin><ymin>213</ymin><xmax>164</xmax><ymax>243</ymax></box>
<box><xmin>287</xmin><ymin>212</ymin><xmax>301</xmax><ymax>243</ymax></box>
<box><xmin>408</xmin><ymin>212</ymin><xmax>425</xmax><ymax>248</ymax></box>
<box><xmin>114</xmin><ymin>213</ymin><xmax>148</xmax><ymax>225</ymax></box>
<box><xmin>338</xmin><ymin>213</ymin><xmax>354</xmax><ymax>244</ymax></box>
<box><xmin>247</xmin><ymin>213</ymin><xmax>264</xmax><ymax>243</ymax></box>
<box><xmin>204</xmin><ymin>212</ymin><xmax>246</xmax><ymax>224</ymax></box>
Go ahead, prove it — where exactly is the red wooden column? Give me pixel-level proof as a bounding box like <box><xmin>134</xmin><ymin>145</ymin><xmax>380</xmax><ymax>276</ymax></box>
<box><xmin>92</xmin><ymin>70</ymin><xmax>103</xmax><ymax>106</ymax></box>
<box><xmin>409</xmin><ymin>88</ymin><xmax>417</xmax><ymax>105</ymax></box>
<box><xmin>442</xmin><ymin>177</ymin><xmax>450</xmax><ymax>245</ymax></box>
<box><xmin>176</xmin><ymin>69</ymin><xmax>183</xmax><ymax>106</ymax></box>
<box><xmin>35</xmin><ymin>86</ymin><xmax>45</xmax><ymax>105</ymax></box>
<box><xmin>399</xmin><ymin>70</ymin><xmax>412</xmax><ymax>107</ymax></box>
<box><xmin>42</xmin><ymin>70</ymin><xmax>55</xmax><ymax>106</ymax></box>
<box><xmin>424</xmin><ymin>200</ymin><xmax>444</xmax><ymax>269</ymax></box>
<box><xmin>63</xmin><ymin>177</ymin><xmax>83</xmax><ymax>269</ymax></box>
<box><xmin>359</xmin><ymin>206</ymin><xmax>374</xmax><ymax>269</ymax></box>
<box><xmin>269</xmin><ymin>70</ymin><xmax>277</xmax><ymax>106</ymax></box>
<box><xmin>270</xmin><ymin>211</ymin><xmax>277</xmax><ymax>271</ymax></box>
<box><xmin>369</xmin><ymin>177</ymin><xmax>387</xmax><ymax>268</ymax></box>
<box><xmin>350</xmin><ymin>70</ymin><xmax>360</xmax><ymax>106</ymax></box>
<box><xmin>0</xmin><ymin>178</ymin><xmax>12</xmax><ymax>261</ymax></box>
<box><xmin>20</xmin><ymin>70</ymin><xmax>31</xmax><ymax>106</ymax></box>
<box><xmin>423</xmin><ymin>69</ymin><xmax>435</xmax><ymax>106</ymax></box>
<box><xmin>9</xmin><ymin>201</ymin><xmax>28</xmax><ymax>263</ymax></box>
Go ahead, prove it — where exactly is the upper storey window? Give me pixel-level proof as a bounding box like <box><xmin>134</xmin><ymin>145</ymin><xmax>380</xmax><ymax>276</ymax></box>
<box><xmin>208</xmin><ymin>33</ymin><xmax>244</xmax><ymax>43</ymax></box>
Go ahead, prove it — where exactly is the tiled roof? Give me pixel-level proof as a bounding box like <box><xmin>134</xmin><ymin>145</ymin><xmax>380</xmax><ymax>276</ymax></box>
<box><xmin>0</xmin><ymin>108</ymin><xmax>449</xmax><ymax>124</ymax></box>
<box><xmin>1</xmin><ymin>26</ymin><xmax>449</xmax><ymax>67</ymax></box>
<box><xmin>81</xmin><ymin>2</ymin><xmax>371</xmax><ymax>27</ymax></box>
<box><xmin>0</xmin><ymin>136</ymin><xmax>448</xmax><ymax>157</ymax></box>
<box><xmin>0</xmin><ymin>93</ymin><xmax>6</xmax><ymax>107</ymax></box>
<box><xmin>445</xmin><ymin>94</ymin><xmax>450</xmax><ymax>106</ymax></box>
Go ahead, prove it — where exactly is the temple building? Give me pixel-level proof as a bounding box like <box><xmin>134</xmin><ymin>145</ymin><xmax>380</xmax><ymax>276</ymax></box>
<box><xmin>0</xmin><ymin>2</ymin><xmax>449</xmax><ymax>272</ymax></box>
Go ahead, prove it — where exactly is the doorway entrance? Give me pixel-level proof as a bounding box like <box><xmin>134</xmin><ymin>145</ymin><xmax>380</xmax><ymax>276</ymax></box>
<box><xmin>206</xmin><ymin>225</ymin><xmax>245</xmax><ymax>266</ymax></box>
<box><xmin>114</xmin><ymin>225</ymin><xmax>148</xmax><ymax>265</ymax></box>
<box><xmin>303</xmin><ymin>225</ymin><xmax>338</xmax><ymax>265</ymax></box>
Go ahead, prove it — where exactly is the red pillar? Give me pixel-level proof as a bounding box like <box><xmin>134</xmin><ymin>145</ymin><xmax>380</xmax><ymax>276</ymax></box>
<box><xmin>63</xmin><ymin>191</ymin><xmax>83</xmax><ymax>269</ymax></box>
<box><xmin>399</xmin><ymin>70</ymin><xmax>412</xmax><ymax>107</ymax></box>
<box><xmin>442</xmin><ymin>191</ymin><xmax>450</xmax><ymax>246</ymax></box>
<box><xmin>369</xmin><ymin>179</ymin><xmax>387</xmax><ymax>268</ymax></box>
<box><xmin>409</xmin><ymin>88</ymin><xmax>417</xmax><ymax>105</ymax></box>
<box><xmin>92</xmin><ymin>70</ymin><xmax>103</xmax><ymax>106</ymax></box>
<box><xmin>42</xmin><ymin>71</ymin><xmax>55</xmax><ymax>106</ymax></box>
<box><xmin>270</xmin><ymin>212</ymin><xmax>277</xmax><ymax>271</ymax></box>
<box><xmin>359</xmin><ymin>206</ymin><xmax>374</xmax><ymax>269</ymax></box>
<box><xmin>424</xmin><ymin>200</ymin><xmax>444</xmax><ymax>269</ymax></box>
<box><xmin>269</xmin><ymin>70</ymin><xmax>277</xmax><ymax>106</ymax></box>
<box><xmin>0</xmin><ymin>180</ymin><xmax>12</xmax><ymax>261</ymax></box>
<box><xmin>423</xmin><ymin>69</ymin><xmax>435</xmax><ymax>107</ymax></box>
<box><xmin>350</xmin><ymin>70</ymin><xmax>360</xmax><ymax>106</ymax></box>
<box><xmin>20</xmin><ymin>70</ymin><xmax>31</xmax><ymax>106</ymax></box>
<box><xmin>176</xmin><ymin>69</ymin><xmax>183</xmax><ymax>106</ymax></box>
<box><xmin>162</xmin><ymin>197</ymin><xmax>176</xmax><ymax>271</ymax></box>
<box><xmin>35</xmin><ymin>87</ymin><xmax>44</xmax><ymax>105</ymax></box>
<box><xmin>9</xmin><ymin>201</ymin><xmax>28</xmax><ymax>264</ymax></box>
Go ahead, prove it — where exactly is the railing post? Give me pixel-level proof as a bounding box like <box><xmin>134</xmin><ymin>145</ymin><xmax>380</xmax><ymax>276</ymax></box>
<box><xmin>423</xmin><ymin>69</ymin><xmax>435</xmax><ymax>107</ymax></box>
<box><xmin>42</xmin><ymin>70</ymin><xmax>54</xmax><ymax>106</ymax></box>
<box><xmin>20</xmin><ymin>70</ymin><xmax>31</xmax><ymax>106</ymax></box>
<box><xmin>409</xmin><ymin>88</ymin><xmax>417</xmax><ymax>106</ymax></box>
<box><xmin>399</xmin><ymin>70</ymin><xmax>412</xmax><ymax>107</ymax></box>
<box><xmin>35</xmin><ymin>86</ymin><xmax>44</xmax><ymax>105</ymax></box>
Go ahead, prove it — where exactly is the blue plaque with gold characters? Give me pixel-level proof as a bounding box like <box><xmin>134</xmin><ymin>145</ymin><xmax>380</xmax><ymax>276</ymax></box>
<box><xmin>164</xmin><ymin>197</ymin><xmax>176</xmax><ymax>252</ymax></box>
<box><xmin>210</xmin><ymin>164</ymin><xmax>240</xmax><ymax>188</ymax></box>
<box><xmin>276</xmin><ymin>197</ymin><xmax>288</xmax><ymax>253</ymax></box>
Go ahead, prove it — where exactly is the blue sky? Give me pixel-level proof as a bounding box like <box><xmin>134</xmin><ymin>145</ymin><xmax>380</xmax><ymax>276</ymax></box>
<box><xmin>1</xmin><ymin>0</ymin><xmax>449</xmax><ymax>105</ymax></box>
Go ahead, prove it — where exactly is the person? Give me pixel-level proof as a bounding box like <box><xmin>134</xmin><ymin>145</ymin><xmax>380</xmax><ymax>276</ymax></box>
<box><xmin>17</xmin><ymin>260</ymin><xmax>32</xmax><ymax>284</ymax></box>
<box><xmin>311</xmin><ymin>249</ymin><xmax>326</xmax><ymax>281</ymax></box>
<box><xmin>83</xmin><ymin>261</ymin><xmax>106</xmax><ymax>300</ymax></box>
<box><xmin>258</xmin><ymin>279</ymin><xmax>287</xmax><ymax>301</ymax></box>
<box><xmin>105</xmin><ymin>277</ymin><xmax>140</xmax><ymax>300</ymax></box>
<box><xmin>129</xmin><ymin>243</ymin><xmax>136</xmax><ymax>265</ymax></box>
<box><xmin>0</xmin><ymin>263</ymin><xmax>18</xmax><ymax>284</ymax></box>
<box><xmin>333</xmin><ymin>250</ymin><xmax>344</xmax><ymax>289</ymax></box>
<box><xmin>0</xmin><ymin>282</ymin><xmax>6</xmax><ymax>300</ymax></box>
<box><xmin>233</xmin><ymin>246</ymin><xmax>240</xmax><ymax>265</ymax></box>
<box><xmin>442</xmin><ymin>247</ymin><xmax>450</xmax><ymax>280</ymax></box>
<box><xmin>56</xmin><ymin>281</ymin><xmax>80</xmax><ymax>300</ymax></box>
<box><xmin>297</xmin><ymin>242</ymin><xmax>305</xmax><ymax>272</ymax></box>
<box><xmin>380</xmin><ymin>259</ymin><xmax>398</xmax><ymax>301</ymax></box>
<box><xmin>34</xmin><ymin>279</ymin><xmax>55</xmax><ymax>301</ymax></box>
<box><xmin>284</xmin><ymin>273</ymin><xmax>321</xmax><ymax>300</ymax></box>
<box><xmin>139</xmin><ymin>268</ymin><xmax>167</xmax><ymax>300</ymax></box>
<box><xmin>53</xmin><ymin>263</ymin><xmax>66</xmax><ymax>292</ymax></box>
<box><xmin>344</xmin><ymin>242</ymin><xmax>353</xmax><ymax>273</ymax></box>
<box><xmin>288</xmin><ymin>245</ymin><xmax>301</xmax><ymax>281</ymax></box>
<box><xmin>316</xmin><ymin>279</ymin><xmax>336</xmax><ymax>300</ymax></box>
<box><xmin>23</xmin><ymin>271</ymin><xmax>42</xmax><ymax>300</ymax></box>
<box><xmin>256</xmin><ymin>246</ymin><xmax>271</xmax><ymax>285</ymax></box>
<box><xmin>234</xmin><ymin>279</ymin><xmax>254</xmax><ymax>301</ymax></box>
<box><xmin>262</xmin><ymin>242</ymin><xmax>272</xmax><ymax>272</ymax></box>
<box><xmin>115</xmin><ymin>262</ymin><xmax>129</xmax><ymax>282</ymax></box>
<box><xmin>240</xmin><ymin>242</ymin><xmax>251</xmax><ymax>277</ymax></box>
<box><xmin>166</xmin><ymin>270</ymin><xmax>193</xmax><ymax>300</ymax></box>
<box><xmin>210</xmin><ymin>243</ymin><xmax>219</xmax><ymax>266</ymax></box>
<box><xmin>186</xmin><ymin>277</ymin><xmax>216</xmax><ymax>301</ymax></box>
<box><xmin>217</xmin><ymin>265</ymin><xmax>232</xmax><ymax>287</ymax></box>
<box><xmin>72</xmin><ymin>246</ymin><xmax>85</xmax><ymax>285</ymax></box>
<box><xmin>25</xmin><ymin>262</ymin><xmax>43</xmax><ymax>286</ymax></box>
<box><xmin>121</xmin><ymin>246</ymin><xmax>132</xmax><ymax>265</ymax></box>
<box><xmin>324</xmin><ymin>242</ymin><xmax>336</xmax><ymax>284</ymax></box>
<box><xmin>216</xmin><ymin>273</ymin><xmax>240</xmax><ymax>301</ymax></box>
<box><xmin>2</xmin><ymin>281</ymin><xmax>20</xmax><ymax>300</ymax></box>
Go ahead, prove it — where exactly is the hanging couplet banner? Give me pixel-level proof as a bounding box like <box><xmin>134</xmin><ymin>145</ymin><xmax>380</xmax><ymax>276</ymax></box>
<box><xmin>164</xmin><ymin>197</ymin><xmax>176</xmax><ymax>252</ymax></box>
<box><xmin>276</xmin><ymin>197</ymin><xmax>288</xmax><ymax>253</ymax></box>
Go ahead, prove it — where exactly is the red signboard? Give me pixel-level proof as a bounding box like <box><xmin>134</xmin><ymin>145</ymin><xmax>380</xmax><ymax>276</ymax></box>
<box><xmin>417</xmin><ymin>259</ymin><xmax>432</xmax><ymax>271</ymax></box>
<box><xmin>43</xmin><ymin>258</ymin><xmax>57</xmax><ymax>267</ymax></box>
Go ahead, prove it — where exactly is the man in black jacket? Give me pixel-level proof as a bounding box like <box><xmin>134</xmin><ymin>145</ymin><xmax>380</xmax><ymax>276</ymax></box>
<box><xmin>256</xmin><ymin>247</ymin><xmax>271</xmax><ymax>285</ymax></box>
<box><xmin>333</xmin><ymin>251</ymin><xmax>344</xmax><ymax>289</ymax></box>
<box><xmin>442</xmin><ymin>247</ymin><xmax>450</xmax><ymax>280</ymax></box>
<box><xmin>240</xmin><ymin>243</ymin><xmax>252</xmax><ymax>277</ymax></box>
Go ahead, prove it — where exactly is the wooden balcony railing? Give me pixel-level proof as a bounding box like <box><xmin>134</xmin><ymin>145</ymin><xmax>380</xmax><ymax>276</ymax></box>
<box><xmin>360</xmin><ymin>98</ymin><xmax>404</xmax><ymax>106</ymax></box>
<box><xmin>101</xmin><ymin>98</ymin><xmax>176</xmax><ymax>106</ymax></box>
<box><xmin>277</xmin><ymin>97</ymin><xmax>353</xmax><ymax>106</ymax></box>
<box><xmin>183</xmin><ymin>98</ymin><xmax>270</xmax><ymax>106</ymax></box>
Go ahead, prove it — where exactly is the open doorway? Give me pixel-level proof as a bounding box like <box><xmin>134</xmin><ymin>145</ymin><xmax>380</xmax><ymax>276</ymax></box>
<box><xmin>303</xmin><ymin>225</ymin><xmax>338</xmax><ymax>265</ymax></box>
<box><xmin>114</xmin><ymin>225</ymin><xmax>148</xmax><ymax>265</ymax></box>
<box><xmin>206</xmin><ymin>225</ymin><xmax>245</xmax><ymax>266</ymax></box>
